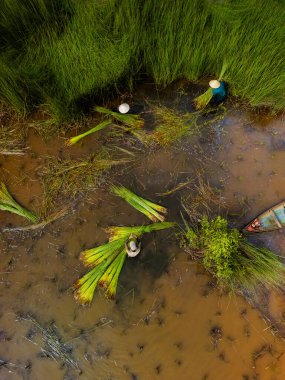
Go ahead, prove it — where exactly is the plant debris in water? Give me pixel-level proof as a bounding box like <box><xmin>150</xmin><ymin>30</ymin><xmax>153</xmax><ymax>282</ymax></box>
<box><xmin>40</xmin><ymin>149</ymin><xmax>128</xmax><ymax>211</ymax></box>
<box><xmin>0</xmin><ymin>126</ymin><xmax>26</xmax><ymax>155</ymax></box>
<box><xmin>133</xmin><ymin>105</ymin><xmax>225</xmax><ymax>146</ymax></box>
<box><xmin>181</xmin><ymin>176</ymin><xmax>226</xmax><ymax>221</ymax></box>
<box><xmin>18</xmin><ymin>314</ymin><xmax>79</xmax><ymax>370</ymax></box>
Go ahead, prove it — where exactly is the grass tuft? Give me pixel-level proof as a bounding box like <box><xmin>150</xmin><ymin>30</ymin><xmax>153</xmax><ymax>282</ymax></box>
<box><xmin>182</xmin><ymin>215</ymin><xmax>285</xmax><ymax>293</ymax></box>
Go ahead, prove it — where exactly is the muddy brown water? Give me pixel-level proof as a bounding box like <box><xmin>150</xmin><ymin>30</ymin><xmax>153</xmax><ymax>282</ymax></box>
<box><xmin>1</xmin><ymin>82</ymin><xmax>285</xmax><ymax>379</ymax></box>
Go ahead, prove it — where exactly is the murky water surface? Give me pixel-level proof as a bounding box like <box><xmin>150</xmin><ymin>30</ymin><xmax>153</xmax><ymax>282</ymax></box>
<box><xmin>1</xmin><ymin>83</ymin><xmax>285</xmax><ymax>379</ymax></box>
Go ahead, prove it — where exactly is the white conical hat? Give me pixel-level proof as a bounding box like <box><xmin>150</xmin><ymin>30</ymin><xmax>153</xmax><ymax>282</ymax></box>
<box><xmin>118</xmin><ymin>103</ymin><xmax>130</xmax><ymax>114</ymax></box>
<box><xmin>209</xmin><ymin>80</ymin><xmax>220</xmax><ymax>89</ymax></box>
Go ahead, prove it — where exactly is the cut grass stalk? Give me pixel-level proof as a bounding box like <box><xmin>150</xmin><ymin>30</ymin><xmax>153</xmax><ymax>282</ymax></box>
<box><xmin>80</xmin><ymin>238</ymin><xmax>126</xmax><ymax>268</ymax></box>
<box><xmin>2</xmin><ymin>207</ymin><xmax>69</xmax><ymax>232</ymax></box>
<box><xmin>111</xmin><ymin>185</ymin><xmax>167</xmax><ymax>222</ymax></box>
<box><xmin>73</xmin><ymin>266</ymin><xmax>105</xmax><ymax>305</ymax></box>
<box><xmin>105</xmin><ymin>250</ymin><xmax>127</xmax><ymax>299</ymax></box>
<box><xmin>94</xmin><ymin>106</ymin><xmax>144</xmax><ymax>128</ymax></box>
<box><xmin>194</xmin><ymin>88</ymin><xmax>213</xmax><ymax>111</ymax></box>
<box><xmin>234</xmin><ymin>241</ymin><xmax>285</xmax><ymax>291</ymax></box>
<box><xmin>74</xmin><ymin>246</ymin><xmax>124</xmax><ymax>304</ymax></box>
<box><xmin>106</xmin><ymin>222</ymin><xmax>175</xmax><ymax>242</ymax></box>
<box><xmin>0</xmin><ymin>182</ymin><xmax>38</xmax><ymax>223</ymax></box>
<box><xmin>66</xmin><ymin>119</ymin><xmax>112</xmax><ymax>145</ymax></box>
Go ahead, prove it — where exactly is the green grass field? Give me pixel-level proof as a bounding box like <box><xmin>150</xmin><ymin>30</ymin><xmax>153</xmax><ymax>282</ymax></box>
<box><xmin>0</xmin><ymin>0</ymin><xmax>284</xmax><ymax>119</ymax></box>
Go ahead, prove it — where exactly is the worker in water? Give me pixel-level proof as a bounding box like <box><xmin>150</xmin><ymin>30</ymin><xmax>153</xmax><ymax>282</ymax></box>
<box><xmin>209</xmin><ymin>80</ymin><xmax>227</xmax><ymax>105</ymax></box>
<box><xmin>126</xmin><ymin>234</ymin><xmax>141</xmax><ymax>257</ymax></box>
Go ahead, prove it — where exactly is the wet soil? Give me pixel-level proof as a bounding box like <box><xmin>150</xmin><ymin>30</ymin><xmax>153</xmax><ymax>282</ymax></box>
<box><xmin>1</xmin><ymin>81</ymin><xmax>285</xmax><ymax>379</ymax></box>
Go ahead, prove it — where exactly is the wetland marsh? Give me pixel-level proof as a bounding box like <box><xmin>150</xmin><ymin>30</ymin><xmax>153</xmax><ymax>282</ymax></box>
<box><xmin>1</xmin><ymin>82</ymin><xmax>285</xmax><ymax>379</ymax></box>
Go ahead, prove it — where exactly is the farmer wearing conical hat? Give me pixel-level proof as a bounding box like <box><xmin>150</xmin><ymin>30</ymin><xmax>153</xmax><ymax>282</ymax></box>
<box><xmin>126</xmin><ymin>234</ymin><xmax>141</xmax><ymax>257</ymax></box>
<box><xmin>209</xmin><ymin>79</ymin><xmax>227</xmax><ymax>104</ymax></box>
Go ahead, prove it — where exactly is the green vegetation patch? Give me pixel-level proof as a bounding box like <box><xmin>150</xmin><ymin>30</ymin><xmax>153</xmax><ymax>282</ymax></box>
<box><xmin>182</xmin><ymin>216</ymin><xmax>285</xmax><ymax>292</ymax></box>
<box><xmin>0</xmin><ymin>0</ymin><xmax>284</xmax><ymax>118</ymax></box>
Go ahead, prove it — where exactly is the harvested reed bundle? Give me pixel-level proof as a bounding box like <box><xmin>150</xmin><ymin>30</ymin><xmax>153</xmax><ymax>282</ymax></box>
<box><xmin>0</xmin><ymin>182</ymin><xmax>38</xmax><ymax>223</ymax></box>
<box><xmin>111</xmin><ymin>185</ymin><xmax>167</xmax><ymax>222</ymax></box>
<box><xmin>94</xmin><ymin>106</ymin><xmax>144</xmax><ymax>128</ymax></box>
<box><xmin>80</xmin><ymin>238</ymin><xmax>126</xmax><ymax>268</ymax></box>
<box><xmin>194</xmin><ymin>88</ymin><xmax>213</xmax><ymax>110</ymax></box>
<box><xmin>99</xmin><ymin>250</ymin><xmax>127</xmax><ymax>299</ymax></box>
<box><xmin>66</xmin><ymin>119</ymin><xmax>112</xmax><ymax>146</ymax></box>
<box><xmin>74</xmin><ymin>249</ymin><xmax>128</xmax><ymax>303</ymax></box>
<box><xmin>74</xmin><ymin>221</ymin><xmax>174</xmax><ymax>304</ymax></box>
<box><xmin>106</xmin><ymin>222</ymin><xmax>175</xmax><ymax>241</ymax></box>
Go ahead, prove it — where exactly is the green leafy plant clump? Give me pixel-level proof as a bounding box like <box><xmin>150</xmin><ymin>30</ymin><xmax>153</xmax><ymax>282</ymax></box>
<box><xmin>183</xmin><ymin>216</ymin><xmax>285</xmax><ymax>292</ymax></box>
<box><xmin>198</xmin><ymin>216</ymin><xmax>240</xmax><ymax>281</ymax></box>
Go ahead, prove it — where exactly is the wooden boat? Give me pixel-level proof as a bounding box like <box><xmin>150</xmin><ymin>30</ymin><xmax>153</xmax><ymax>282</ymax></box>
<box><xmin>243</xmin><ymin>200</ymin><xmax>285</xmax><ymax>234</ymax></box>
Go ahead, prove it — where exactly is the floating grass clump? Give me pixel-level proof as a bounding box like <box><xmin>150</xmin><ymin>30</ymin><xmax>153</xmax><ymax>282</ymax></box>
<box><xmin>40</xmin><ymin>149</ymin><xmax>127</xmax><ymax>211</ymax></box>
<box><xmin>66</xmin><ymin>119</ymin><xmax>112</xmax><ymax>146</ymax></box>
<box><xmin>111</xmin><ymin>185</ymin><xmax>167</xmax><ymax>222</ymax></box>
<box><xmin>74</xmin><ymin>221</ymin><xmax>174</xmax><ymax>304</ymax></box>
<box><xmin>0</xmin><ymin>182</ymin><xmax>38</xmax><ymax>223</ymax></box>
<box><xmin>0</xmin><ymin>126</ymin><xmax>26</xmax><ymax>155</ymax></box>
<box><xmin>133</xmin><ymin>106</ymin><xmax>199</xmax><ymax>146</ymax></box>
<box><xmin>182</xmin><ymin>216</ymin><xmax>285</xmax><ymax>292</ymax></box>
<box><xmin>134</xmin><ymin>105</ymin><xmax>225</xmax><ymax>147</ymax></box>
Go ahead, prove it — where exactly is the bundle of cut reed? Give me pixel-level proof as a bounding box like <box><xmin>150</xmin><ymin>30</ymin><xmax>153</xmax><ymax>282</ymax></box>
<box><xmin>66</xmin><ymin>119</ymin><xmax>112</xmax><ymax>146</ymax></box>
<box><xmin>105</xmin><ymin>222</ymin><xmax>174</xmax><ymax>242</ymax></box>
<box><xmin>74</xmin><ymin>240</ymin><xmax>127</xmax><ymax>303</ymax></box>
<box><xmin>0</xmin><ymin>182</ymin><xmax>38</xmax><ymax>223</ymax></box>
<box><xmin>95</xmin><ymin>106</ymin><xmax>144</xmax><ymax>128</ymax></box>
<box><xmin>73</xmin><ymin>222</ymin><xmax>174</xmax><ymax>304</ymax></box>
<box><xmin>111</xmin><ymin>185</ymin><xmax>167</xmax><ymax>222</ymax></box>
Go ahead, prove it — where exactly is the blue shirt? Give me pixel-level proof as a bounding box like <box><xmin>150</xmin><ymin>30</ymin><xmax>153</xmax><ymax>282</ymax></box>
<box><xmin>212</xmin><ymin>82</ymin><xmax>226</xmax><ymax>101</ymax></box>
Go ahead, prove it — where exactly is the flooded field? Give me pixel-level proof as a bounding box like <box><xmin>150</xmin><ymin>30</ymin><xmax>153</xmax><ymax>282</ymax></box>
<box><xmin>1</xmin><ymin>82</ymin><xmax>285</xmax><ymax>380</ymax></box>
